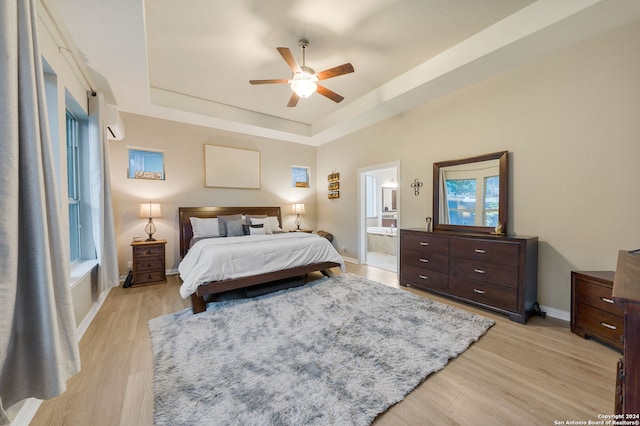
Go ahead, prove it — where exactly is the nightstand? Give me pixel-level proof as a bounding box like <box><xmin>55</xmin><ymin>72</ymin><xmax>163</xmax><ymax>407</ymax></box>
<box><xmin>289</xmin><ymin>229</ymin><xmax>313</xmax><ymax>233</ymax></box>
<box><xmin>131</xmin><ymin>240</ymin><xmax>167</xmax><ymax>286</ymax></box>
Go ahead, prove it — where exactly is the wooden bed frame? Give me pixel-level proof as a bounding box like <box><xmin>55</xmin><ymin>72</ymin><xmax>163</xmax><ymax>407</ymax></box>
<box><xmin>178</xmin><ymin>206</ymin><xmax>341</xmax><ymax>314</ymax></box>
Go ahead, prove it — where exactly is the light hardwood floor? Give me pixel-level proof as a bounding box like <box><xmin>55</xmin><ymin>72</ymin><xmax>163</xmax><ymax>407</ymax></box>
<box><xmin>31</xmin><ymin>264</ymin><xmax>620</xmax><ymax>425</ymax></box>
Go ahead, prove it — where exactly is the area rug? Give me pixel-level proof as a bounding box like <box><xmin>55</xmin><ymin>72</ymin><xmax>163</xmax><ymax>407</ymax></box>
<box><xmin>149</xmin><ymin>273</ymin><xmax>494</xmax><ymax>425</ymax></box>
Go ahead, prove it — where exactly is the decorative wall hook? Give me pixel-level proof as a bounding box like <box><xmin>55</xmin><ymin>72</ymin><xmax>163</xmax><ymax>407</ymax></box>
<box><xmin>411</xmin><ymin>178</ymin><xmax>423</xmax><ymax>196</ymax></box>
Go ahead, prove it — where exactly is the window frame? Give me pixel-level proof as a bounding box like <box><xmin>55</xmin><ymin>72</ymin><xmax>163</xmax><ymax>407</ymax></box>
<box><xmin>66</xmin><ymin>110</ymin><xmax>81</xmax><ymax>264</ymax></box>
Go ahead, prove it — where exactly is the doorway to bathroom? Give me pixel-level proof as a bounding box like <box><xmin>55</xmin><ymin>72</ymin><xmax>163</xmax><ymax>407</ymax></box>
<box><xmin>359</xmin><ymin>162</ymin><xmax>399</xmax><ymax>273</ymax></box>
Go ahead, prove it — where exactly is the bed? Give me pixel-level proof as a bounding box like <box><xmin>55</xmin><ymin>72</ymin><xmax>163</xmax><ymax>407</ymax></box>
<box><xmin>178</xmin><ymin>206</ymin><xmax>344</xmax><ymax>313</ymax></box>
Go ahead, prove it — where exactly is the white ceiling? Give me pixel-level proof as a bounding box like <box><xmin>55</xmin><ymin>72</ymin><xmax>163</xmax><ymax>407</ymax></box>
<box><xmin>47</xmin><ymin>0</ymin><xmax>640</xmax><ymax>145</ymax></box>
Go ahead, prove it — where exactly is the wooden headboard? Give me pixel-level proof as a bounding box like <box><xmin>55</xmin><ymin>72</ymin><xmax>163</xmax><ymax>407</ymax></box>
<box><xmin>178</xmin><ymin>206</ymin><xmax>283</xmax><ymax>258</ymax></box>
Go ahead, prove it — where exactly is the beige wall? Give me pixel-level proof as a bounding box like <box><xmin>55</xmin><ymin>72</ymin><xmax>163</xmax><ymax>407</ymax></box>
<box><xmin>108</xmin><ymin>114</ymin><xmax>318</xmax><ymax>273</ymax></box>
<box><xmin>317</xmin><ymin>19</ymin><xmax>640</xmax><ymax>313</ymax></box>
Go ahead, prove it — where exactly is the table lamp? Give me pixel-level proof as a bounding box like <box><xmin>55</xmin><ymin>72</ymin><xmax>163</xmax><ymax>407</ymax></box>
<box><xmin>139</xmin><ymin>202</ymin><xmax>162</xmax><ymax>241</ymax></box>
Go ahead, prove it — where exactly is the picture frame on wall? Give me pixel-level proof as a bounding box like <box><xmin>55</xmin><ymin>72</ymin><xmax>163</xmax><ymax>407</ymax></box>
<box><xmin>204</xmin><ymin>145</ymin><xmax>261</xmax><ymax>189</ymax></box>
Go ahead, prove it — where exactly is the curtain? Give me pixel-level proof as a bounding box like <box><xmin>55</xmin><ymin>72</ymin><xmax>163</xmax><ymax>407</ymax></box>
<box><xmin>88</xmin><ymin>93</ymin><xmax>119</xmax><ymax>294</ymax></box>
<box><xmin>0</xmin><ymin>0</ymin><xmax>80</xmax><ymax>423</ymax></box>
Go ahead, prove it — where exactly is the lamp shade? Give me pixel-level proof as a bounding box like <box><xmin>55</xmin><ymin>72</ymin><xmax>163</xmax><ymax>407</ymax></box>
<box><xmin>139</xmin><ymin>202</ymin><xmax>162</xmax><ymax>219</ymax></box>
<box><xmin>292</xmin><ymin>203</ymin><xmax>305</xmax><ymax>215</ymax></box>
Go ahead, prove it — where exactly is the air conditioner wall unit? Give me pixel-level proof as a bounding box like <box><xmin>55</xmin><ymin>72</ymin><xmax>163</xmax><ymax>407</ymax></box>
<box><xmin>106</xmin><ymin>105</ymin><xmax>125</xmax><ymax>140</ymax></box>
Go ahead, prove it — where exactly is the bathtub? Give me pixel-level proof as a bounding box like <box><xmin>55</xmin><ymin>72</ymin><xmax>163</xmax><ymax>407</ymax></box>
<box><xmin>366</xmin><ymin>227</ymin><xmax>397</xmax><ymax>255</ymax></box>
<box><xmin>366</xmin><ymin>226</ymin><xmax>397</xmax><ymax>235</ymax></box>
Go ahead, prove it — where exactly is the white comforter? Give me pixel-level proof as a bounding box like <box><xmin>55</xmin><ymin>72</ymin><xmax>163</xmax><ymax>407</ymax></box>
<box><xmin>178</xmin><ymin>232</ymin><xmax>345</xmax><ymax>298</ymax></box>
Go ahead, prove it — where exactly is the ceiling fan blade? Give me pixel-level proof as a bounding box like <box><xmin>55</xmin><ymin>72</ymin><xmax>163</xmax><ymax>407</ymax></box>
<box><xmin>316</xmin><ymin>63</ymin><xmax>354</xmax><ymax>81</ymax></box>
<box><xmin>249</xmin><ymin>79</ymin><xmax>289</xmax><ymax>85</ymax></box>
<box><xmin>287</xmin><ymin>92</ymin><xmax>300</xmax><ymax>107</ymax></box>
<box><xmin>317</xmin><ymin>85</ymin><xmax>344</xmax><ymax>103</ymax></box>
<box><xmin>277</xmin><ymin>47</ymin><xmax>302</xmax><ymax>74</ymax></box>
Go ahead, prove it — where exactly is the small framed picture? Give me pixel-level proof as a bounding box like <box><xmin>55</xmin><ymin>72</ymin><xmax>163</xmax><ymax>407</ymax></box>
<box><xmin>328</xmin><ymin>173</ymin><xmax>340</xmax><ymax>183</ymax></box>
<box><xmin>328</xmin><ymin>182</ymin><xmax>340</xmax><ymax>191</ymax></box>
<box><xmin>328</xmin><ymin>191</ymin><xmax>340</xmax><ymax>199</ymax></box>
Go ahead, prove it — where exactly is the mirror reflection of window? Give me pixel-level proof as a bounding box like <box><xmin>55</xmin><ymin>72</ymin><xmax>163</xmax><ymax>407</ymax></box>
<box><xmin>442</xmin><ymin>162</ymin><xmax>499</xmax><ymax>227</ymax></box>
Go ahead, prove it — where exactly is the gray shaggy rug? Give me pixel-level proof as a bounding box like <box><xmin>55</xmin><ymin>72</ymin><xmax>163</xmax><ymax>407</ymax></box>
<box><xmin>149</xmin><ymin>273</ymin><xmax>494</xmax><ymax>425</ymax></box>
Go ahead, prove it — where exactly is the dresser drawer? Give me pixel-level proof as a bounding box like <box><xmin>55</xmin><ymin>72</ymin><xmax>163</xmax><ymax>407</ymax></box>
<box><xmin>450</xmin><ymin>257</ymin><xmax>518</xmax><ymax>288</ymax></box>
<box><xmin>135</xmin><ymin>257</ymin><xmax>164</xmax><ymax>272</ymax></box>
<box><xmin>133</xmin><ymin>244</ymin><xmax>164</xmax><ymax>257</ymax></box>
<box><xmin>402</xmin><ymin>250</ymin><xmax>448</xmax><ymax>273</ymax></box>
<box><xmin>402</xmin><ymin>233</ymin><xmax>448</xmax><ymax>254</ymax></box>
<box><xmin>401</xmin><ymin>265</ymin><xmax>449</xmax><ymax>292</ymax></box>
<box><xmin>576</xmin><ymin>278</ymin><xmax>624</xmax><ymax>317</ymax></box>
<box><xmin>449</xmin><ymin>276</ymin><xmax>517</xmax><ymax>312</ymax></box>
<box><xmin>133</xmin><ymin>270</ymin><xmax>166</xmax><ymax>286</ymax></box>
<box><xmin>576</xmin><ymin>304</ymin><xmax>624</xmax><ymax>348</ymax></box>
<box><xmin>450</xmin><ymin>238</ymin><xmax>519</xmax><ymax>265</ymax></box>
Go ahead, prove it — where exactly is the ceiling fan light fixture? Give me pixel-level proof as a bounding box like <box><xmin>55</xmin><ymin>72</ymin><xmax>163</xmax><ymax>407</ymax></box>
<box><xmin>290</xmin><ymin>72</ymin><xmax>318</xmax><ymax>98</ymax></box>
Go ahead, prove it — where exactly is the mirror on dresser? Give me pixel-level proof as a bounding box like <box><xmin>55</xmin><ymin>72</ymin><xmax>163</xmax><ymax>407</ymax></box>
<box><xmin>433</xmin><ymin>151</ymin><xmax>508</xmax><ymax>234</ymax></box>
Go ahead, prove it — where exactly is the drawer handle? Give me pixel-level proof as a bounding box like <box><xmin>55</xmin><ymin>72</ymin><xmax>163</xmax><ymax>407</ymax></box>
<box><xmin>473</xmin><ymin>289</ymin><xmax>486</xmax><ymax>294</ymax></box>
<box><xmin>145</xmin><ymin>250</ymin><xmax>151</xmax><ymax>255</ymax></box>
<box><xmin>474</xmin><ymin>269</ymin><xmax>486</xmax><ymax>274</ymax></box>
<box><xmin>474</xmin><ymin>249</ymin><xmax>486</xmax><ymax>254</ymax></box>
<box><xmin>600</xmin><ymin>297</ymin><xmax>615</xmax><ymax>304</ymax></box>
<box><xmin>419</xmin><ymin>258</ymin><xmax>429</xmax><ymax>263</ymax></box>
<box><xmin>419</xmin><ymin>242</ymin><xmax>429</xmax><ymax>246</ymax></box>
<box><xmin>418</xmin><ymin>275</ymin><xmax>429</xmax><ymax>280</ymax></box>
<box><xmin>599</xmin><ymin>321</ymin><xmax>617</xmax><ymax>330</ymax></box>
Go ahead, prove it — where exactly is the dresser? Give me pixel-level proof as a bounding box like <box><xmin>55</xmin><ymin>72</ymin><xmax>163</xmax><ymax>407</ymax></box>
<box><xmin>611</xmin><ymin>249</ymin><xmax>640</xmax><ymax>415</ymax></box>
<box><xmin>400</xmin><ymin>229</ymin><xmax>538</xmax><ymax>323</ymax></box>
<box><xmin>131</xmin><ymin>240</ymin><xmax>167</xmax><ymax>286</ymax></box>
<box><xmin>570</xmin><ymin>271</ymin><xmax>623</xmax><ymax>351</ymax></box>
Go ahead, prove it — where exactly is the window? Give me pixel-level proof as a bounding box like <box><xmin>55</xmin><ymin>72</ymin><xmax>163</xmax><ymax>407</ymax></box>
<box><xmin>291</xmin><ymin>166</ymin><xmax>310</xmax><ymax>188</ymax></box>
<box><xmin>66</xmin><ymin>111</ymin><xmax>81</xmax><ymax>263</ymax></box>
<box><xmin>128</xmin><ymin>149</ymin><xmax>165</xmax><ymax>180</ymax></box>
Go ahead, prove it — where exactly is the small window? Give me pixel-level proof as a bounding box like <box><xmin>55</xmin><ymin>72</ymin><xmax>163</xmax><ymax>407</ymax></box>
<box><xmin>291</xmin><ymin>166</ymin><xmax>310</xmax><ymax>188</ymax></box>
<box><xmin>128</xmin><ymin>149</ymin><xmax>165</xmax><ymax>180</ymax></box>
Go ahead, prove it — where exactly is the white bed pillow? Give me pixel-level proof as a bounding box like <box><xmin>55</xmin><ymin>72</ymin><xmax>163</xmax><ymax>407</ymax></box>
<box><xmin>190</xmin><ymin>217</ymin><xmax>220</xmax><ymax>238</ymax></box>
<box><xmin>267</xmin><ymin>216</ymin><xmax>284</xmax><ymax>233</ymax></box>
<box><xmin>249</xmin><ymin>226</ymin><xmax>265</xmax><ymax>235</ymax></box>
<box><xmin>250</xmin><ymin>218</ymin><xmax>273</xmax><ymax>234</ymax></box>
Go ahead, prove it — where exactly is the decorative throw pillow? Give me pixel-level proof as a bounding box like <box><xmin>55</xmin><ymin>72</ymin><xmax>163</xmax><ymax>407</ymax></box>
<box><xmin>226</xmin><ymin>219</ymin><xmax>246</xmax><ymax>237</ymax></box>
<box><xmin>217</xmin><ymin>214</ymin><xmax>243</xmax><ymax>236</ymax></box>
<box><xmin>190</xmin><ymin>217</ymin><xmax>220</xmax><ymax>238</ymax></box>
<box><xmin>249</xmin><ymin>225</ymin><xmax>265</xmax><ymax>235</ymax></box>
<box><xmin>250</xmin><ymin>218</ymin><xmax>273</xmax><ymax>234</ymax></box>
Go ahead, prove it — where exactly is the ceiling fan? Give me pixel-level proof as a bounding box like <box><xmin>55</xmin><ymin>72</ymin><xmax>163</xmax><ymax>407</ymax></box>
<box><xmin>249</xmin><ymin>39</ymin><xmax>354</xmax><ymax>107</ymax></box>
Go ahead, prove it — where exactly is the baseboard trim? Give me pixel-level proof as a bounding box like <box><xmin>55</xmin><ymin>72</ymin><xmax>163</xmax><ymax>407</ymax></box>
<box><xmin>76</xmin><ymin>286</ymin><xmax>112</xmax><ymax>341</ymax></box>
<box><xmin>342</xmin><ymin>256</ymin><xmax>359</xmax><ymax>264</ymax></box>
<box><xmin>11</xmin><ymin>398</ymin><xmax>42</xmax><ymax>426</ymax></box>
<box><xmin>539</xmin><ymin>304</ymin><xmax>570</xmax><ymax>322</ymax></box>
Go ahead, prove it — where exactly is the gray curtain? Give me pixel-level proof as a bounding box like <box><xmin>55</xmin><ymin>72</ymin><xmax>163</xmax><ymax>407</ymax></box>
<box><xmin>0</xmin><ymin>0</ymin><xmax>80</xmax><ymax>423</ymax></box>
<box><xmin>88</xmin><ymin>93</ymin><xmax>119</xmax><ymax>294</ymax></box>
